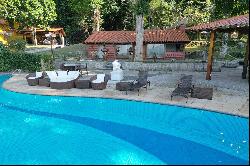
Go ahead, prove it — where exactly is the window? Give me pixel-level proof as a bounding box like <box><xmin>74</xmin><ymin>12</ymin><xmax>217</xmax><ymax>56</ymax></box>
<box><xmin>176</xmin><ymin>44</ymin><xmax>181</xmax><ymax>51</ymax></box>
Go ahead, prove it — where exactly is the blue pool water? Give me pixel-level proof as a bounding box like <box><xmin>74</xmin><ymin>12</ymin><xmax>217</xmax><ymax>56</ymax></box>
<box><xmin>0</xmin><ymin>74</ymin><xmax>249</xmax><ymax>165</ymax></box>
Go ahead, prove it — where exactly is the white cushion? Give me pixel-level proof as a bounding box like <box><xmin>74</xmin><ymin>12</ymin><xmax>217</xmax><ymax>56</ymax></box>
<box><xmin>35</xmin><ymin>72</ymin><xmax>43</xmax><ymax>78</ymax></box>
<box><xmin>47</xmin><ymin>71</ymin><xmax>79</xmax><ymax>83</ymax></box>
<box><xmin>28</xmin><ymin>77</ymin><xmax>37</xmax><ymax>79</ymax></box>
<box><xmin>56</xmin><ymin>71</ymin><xmax>68</xmax><ymax>77</ymax></box>
<box><xmin>92</xmin><ymin>74</ymin><xmax>105</xmax><ymax>83</ymax></box>
<box><xmin>46</xmin><ymin>71</ymin><xmax>58</xmax><ymax>79</ymax></box>
<box><xmin>68</xmin><ymin>71</ymin><xmax>80</xmax><ymax>80</ymax></box>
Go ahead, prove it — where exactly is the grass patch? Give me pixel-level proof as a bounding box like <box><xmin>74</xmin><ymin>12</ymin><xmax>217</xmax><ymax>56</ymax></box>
<box><xmin>31</xmin><ymin>43</ymin><xmax>87</xmax><ymax>60</ymax></box>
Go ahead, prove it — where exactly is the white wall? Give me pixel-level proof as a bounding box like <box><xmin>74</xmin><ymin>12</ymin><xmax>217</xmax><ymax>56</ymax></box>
<box><xmin>117</xmin><ymin>44</ymin><xmax>132</xmax><ymax>56</ymax></box>
<box><xmin>147</xmin><ymin>44</ymin><xmax>165</xmax><ymax>58</ymax></box>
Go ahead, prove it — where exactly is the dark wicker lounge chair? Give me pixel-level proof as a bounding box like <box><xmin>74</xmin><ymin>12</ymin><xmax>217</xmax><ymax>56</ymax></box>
<box><xmin>171</xmin><ymin>75</ymin><xmax>193</xmax><ymax>102</ymax></box>
<box><xmin>26</xmin><ymin>72</ymin><xmax>43</xmax><ymax>86</ymax></box>
<box><xmin>124</xmin><ymin>71</ymin><xmax>151</xmax><ymax>96</ymax></box>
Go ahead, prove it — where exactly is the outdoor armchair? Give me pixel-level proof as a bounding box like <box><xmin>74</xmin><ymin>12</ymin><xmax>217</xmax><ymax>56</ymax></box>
<box><xmin>26</xmin><ymin>71</ymin><xmax>44</xmax><ymax>86</ymax></box>
<box><xmin>91</xmin><ymin>74</ymin><xmax>108</xmax><ymax>90</ymax></box>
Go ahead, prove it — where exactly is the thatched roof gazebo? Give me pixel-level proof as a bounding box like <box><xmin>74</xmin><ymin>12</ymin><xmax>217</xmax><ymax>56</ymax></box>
<box><xmin>186</xmin><ymin>14</ymin><xmax>249</xmax><ymax>80</ymax></box>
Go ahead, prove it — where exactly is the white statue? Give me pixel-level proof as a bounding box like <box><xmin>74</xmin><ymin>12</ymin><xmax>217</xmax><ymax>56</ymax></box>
<box><xmin>111</xmin><ymin>60</ymin><xmax>123</xmax><ymax>81</ymax></box>
<box><xmin>112</xmin><ymin>60</ymin><xmax>122</xmax><ymax>71</ymax></box>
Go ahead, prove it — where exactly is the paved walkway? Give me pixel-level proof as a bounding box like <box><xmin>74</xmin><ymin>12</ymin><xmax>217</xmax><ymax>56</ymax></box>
<box><xmin>2</xmin><ymin>67</ymin><xmax>249</xmax><ymax>117</ymax></box>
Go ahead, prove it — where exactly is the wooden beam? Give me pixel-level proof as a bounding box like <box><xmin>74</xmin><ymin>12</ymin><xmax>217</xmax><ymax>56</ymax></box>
<box><xmin>132</xmin><ymin>44</ymin><xmax>136</xmax><ymax>62</ymax></box>
<box><xmin>143</xmin><ymin>44</ymin><xmax>147</xmax><ymax>61</ymax></box>
<box><xmin>242</xmin><ymin>36</ymin><xmax>249</xmax><ymax>79</ymax></box>
<box><xmin>206</xmin><ymin>30</ymin><xmax>216</xmax><ymax>80</ymax></box>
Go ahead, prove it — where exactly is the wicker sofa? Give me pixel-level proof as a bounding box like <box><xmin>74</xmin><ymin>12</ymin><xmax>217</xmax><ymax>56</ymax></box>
<box><xmin>49</xmin><ymin>71</ymin><xmax>80</xmax><ymax>89</ymax></box>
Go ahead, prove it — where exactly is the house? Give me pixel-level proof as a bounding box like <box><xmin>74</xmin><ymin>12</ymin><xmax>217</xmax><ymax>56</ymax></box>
<box><xmin>84</xmin><ymin>26</ymin><xmax>190</xmax><ymax>61</ymax></box>
<box><xmin>0</xmin><ymin>19</ymin><xmax>20</xmax><ymax>44</ymax></box>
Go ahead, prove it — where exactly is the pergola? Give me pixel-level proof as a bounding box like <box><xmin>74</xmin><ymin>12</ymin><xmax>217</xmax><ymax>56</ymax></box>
<box><xmin>186</xmin><ymin>14</ymin><xmax>249</xmax><ymax>80</ymax></box>
<box><xmin>19</xmin><ymin>28</ymin><xmax>66</xmax><ymax>45</ymax></box>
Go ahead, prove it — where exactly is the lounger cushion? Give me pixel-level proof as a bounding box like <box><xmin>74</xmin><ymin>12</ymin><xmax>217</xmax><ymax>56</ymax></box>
<box><xmin>46</xmin><ymin>71</ymin><xmax>58</xmax><ymax>79</ymax></box>
<box><xmin>68</xmin><ymin>71</ymin><xmax>80</xmax><ymax>80</ymax></box>
<box><xmin>56</xmin><ymin>71</ymin><xmax>68</xmax><ymax>77</ymax></box>
<box><xmin>92</xmin><ymin>74</ymin><xmax>105</xmax><ymax>83</ymax></box>
<box><xmin>28</xmin><ymin>77</ymin><xmax>37</xmax><ymax>79</ymax></box>
<box><xmin>35</xmin><ymin>72</ymin><xmax>43</xmax><ymax>78</ymax></box>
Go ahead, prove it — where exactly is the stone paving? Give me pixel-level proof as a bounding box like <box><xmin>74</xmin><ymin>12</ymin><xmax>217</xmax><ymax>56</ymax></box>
<box><xmin>2</xmin><ymin>67</ymin><xmax>249</xmax><ymax>118</ymax></box>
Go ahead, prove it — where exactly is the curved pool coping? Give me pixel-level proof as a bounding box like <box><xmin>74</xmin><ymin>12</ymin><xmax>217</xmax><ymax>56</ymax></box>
<box><xmin>1</xmin><ymin>74</ymin><xmax>248</xmax><ymax>119</ymax></box>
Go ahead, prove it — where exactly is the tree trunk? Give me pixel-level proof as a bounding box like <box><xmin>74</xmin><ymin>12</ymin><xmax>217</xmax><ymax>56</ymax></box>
<box><xmin>220</xmin><ymin>33</ymin><xmax>228</xmax><ymax>59</ymax></box>
<box><xmin>93</xmin><ymin>8</ymin><xmax>101</xmax><ymax>32</ymax></box>
<box><xmin>135</xmin><ymin>14</ymin><xmax>144</xmax><ymax>62</ymax></box>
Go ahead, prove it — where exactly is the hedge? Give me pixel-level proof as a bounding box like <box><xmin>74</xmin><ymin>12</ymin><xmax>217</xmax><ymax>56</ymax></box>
<box><xmin>0</xmin><ymin>43</ymin><xmax>53</xmax><ymax>72</ymax></box>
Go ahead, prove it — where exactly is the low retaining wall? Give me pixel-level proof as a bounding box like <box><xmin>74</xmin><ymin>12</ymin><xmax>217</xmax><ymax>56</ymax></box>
<box><xmin>55</xmin><ymin>59</ymin><xmax>222</xmax><ymax>72</ymax></box>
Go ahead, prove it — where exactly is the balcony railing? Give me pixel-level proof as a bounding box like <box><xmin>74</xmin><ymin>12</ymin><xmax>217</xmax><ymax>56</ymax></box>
<box><xmin>164</xmin><ymin>51</ymin><xmax>185</xmax><ymax>60</ymax></box>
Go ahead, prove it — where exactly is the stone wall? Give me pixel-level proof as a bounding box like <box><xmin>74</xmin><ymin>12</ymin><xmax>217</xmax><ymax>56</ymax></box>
<box><xmin>55</xmin><ymin>59</ymin><xmax>222</xmax><ymax>72</ymax></box>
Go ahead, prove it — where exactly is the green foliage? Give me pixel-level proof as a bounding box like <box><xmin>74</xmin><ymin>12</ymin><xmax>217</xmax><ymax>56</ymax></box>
<box><xmin>211</xmin><ymin>0</ymin><xmax>249</xmax><ymax>20</ymax></box>
<box><xmin>0</xmin><ymin>0</ymin><xmax>248</xmax><ymax>46</ymax></box>
<box><xmin>0</xmin><ymin>42</ymin><xmax>53</xmax><ymax>72</ymax></box>
<box><xmin>7</xmin><ymin>39</ymin><xmax>27</xmax><ymax>52</ymax></box>
<box><xmin>0</xmin><ymin>0</ymin><xmax>57</xmax><ymax>29</ymax></box>
<box><xmin>102</xmin><ymin>0</ymin><xmax>135</xmax><ymax>30</ymax></box>
<box><xmin>146</xmin><ymin>0</ymin><xmax>214</xmax><ymax>28</ymax></box>
<box><xmin>133</xmin><ymin>0</ymin><xmax>150</xmax><ymax>15</ymax></box>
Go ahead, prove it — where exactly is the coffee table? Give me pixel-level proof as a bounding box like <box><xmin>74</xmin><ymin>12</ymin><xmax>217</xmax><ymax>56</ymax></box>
<box><xmin>75</xmin><ymin>75</ymin><xmax>93</xmax><ymax>89</ymax></box>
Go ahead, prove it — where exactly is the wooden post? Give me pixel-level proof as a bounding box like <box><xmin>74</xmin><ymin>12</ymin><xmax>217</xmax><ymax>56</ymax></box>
<box><xmin>143</xmin><ymin>44</ymin><xmax>147</xmax><ymax>61</ymax></box>
<box><xmin>242</xmin><ymin>36</ymin><xmax>249</xmax><ymax>79</ymax></box>
<box><xmin>132</xmin><ymin>44</ymin><xmax>136</xmax><ymax>62</ymax></box>
<box><xmin>206</xmin><ymin>31</ymin><xmax>216</xmax><ymax>80</ymax></box>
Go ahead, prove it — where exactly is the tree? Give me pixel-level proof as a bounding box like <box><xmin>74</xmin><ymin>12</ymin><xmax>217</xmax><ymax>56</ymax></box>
<box><xmin>146</xmin><ymin>0</ymin><xmax>214</xmax><ymax>29</ymax></box>
<box><xmin>102</xmin><ymin>0</ymin><xmax>135</xmax><ymax>30</ymax></box>
<box><xmin>0</xmin><ymin>0</ymin><xmax>57</xmax><ymax>29</ymax></box>
<box><xmin>211</xmin><ymin>0</ymin><xmax>249</xmax><ymax>20</ymax></box>
<box><xmin>133</xmin><ymin>0</ymin><xmax>150</xmax><ymax>62</ymax></box>
<box><xmin>70</xmin><ymin>0</ymin><xmax>104</xmax><ymax>32</ymax></box>
<box><xmin>0</xmin><ymin>0</ymin><xmax>57</xmax><ymax>45</ymax></box>
<box><xmin>52</xmin><ymin>0</ymin><xmax>89</xmax><ymax>43</ymax></box>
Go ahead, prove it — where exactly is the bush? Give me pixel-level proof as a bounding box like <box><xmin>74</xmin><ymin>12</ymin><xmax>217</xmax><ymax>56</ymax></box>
<box><xmin>7</xmin><ymin>38</ymin><xmax>27</xmax><ymax>52</ymax></box>
<box><xmin>0</xmin><ymin>42</ymin><xmax>54</xmax><ymax>72</ymax></box>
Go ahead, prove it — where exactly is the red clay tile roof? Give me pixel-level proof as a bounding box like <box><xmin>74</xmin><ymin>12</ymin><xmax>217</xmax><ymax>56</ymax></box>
<box><xmin>187</xmin><ymin>14</ymin><xmax>249</xmax><ymax>31</ymax></box>
<box><xmin>85</xmin><ymin>31</ymin><xmax>135</xmax><ymax>44</ymax></box>
<box><xmin>144</xmin><ymin>29</ymin><xmax>190</xmax><ymax>43</ymax></box>
<box><xmin>84</xmin><ymin>29</ymin><xmax>190</xmax><ymax>44</ymax></box>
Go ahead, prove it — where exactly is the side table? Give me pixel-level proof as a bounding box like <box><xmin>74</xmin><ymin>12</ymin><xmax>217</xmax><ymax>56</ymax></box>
<box><xmin>116</xmin><ymin>82</ymin><xmax>131</xmax><ymax>94</ymax></box>
<box><xmin>191</xmin><ymin>87</ymin><xmax>213</xmax><ymax>100</ymax></box>
<box><xmin>75</xmin><ymin>75</ymin><xmax>93</xmax><ymax>89</ymax></box>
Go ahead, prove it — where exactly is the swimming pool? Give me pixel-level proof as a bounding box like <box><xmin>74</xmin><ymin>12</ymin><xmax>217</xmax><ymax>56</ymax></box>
<box><xmin>0</xmin><ymin>74</ymin><xmax>249</xmax><ymax>164</ymax></box>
